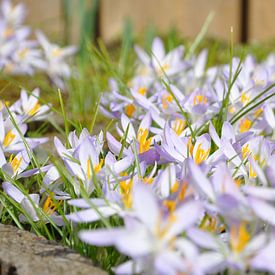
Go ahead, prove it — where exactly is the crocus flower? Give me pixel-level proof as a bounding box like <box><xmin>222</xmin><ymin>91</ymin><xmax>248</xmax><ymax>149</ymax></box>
<box><xmin>10</xmin><ymin>88</ymin><xmax>50</xmax><ymax>122</ymax></box>
<box><xmin>0</xmin><ymin>0</ymin><xmax>76</xmax><ymax>80</ymax></box>
<box><xmin>188</xmin><ymin>225</ymin><xmax>269</xmax><ymax>273</ymax></box>
<box><xmin>67</xmin><ymin>162</ymin><xmax>157</xmax><ymax>223</ymax></box>
<box><xmin>2</xmin><ymin>30</ymin><xmax>275</xmax><ymax>275</ymax></box>
<box><xmin>3</xmin><ymin>181</ymin><xmax>63</xmax><ymax>225</ymax></box>
<box><xmin>54</xmin><ymin>134</ymin><xmax>103</xmax><ymax>196</ymax></box>
<box><xmin>0</xmin><ymin>149</ymin><xmax>31</xmax><ymax>178</ymax></box>
<box><xmin>79</xmin><ymin>184</ymin><xmax>202</xmax><ymax>274</ymax></box>
<box><xmin>156</xmin><ymin>123</ymin><xmax>211</xmax><ymax>165</ymax></box>
<box><xmin>135</xmin><ymin>37</ymin><xmax>186</xmax><ymax>80</ymax></box>
<box><xmin>36</xmin><ymin>31</ymin><xmax>77</xmax><ymax>89</ymax></box>
<box><xmin>251</xmin><ymin>238</ymin><xmax>275</xmax><ymax>273</ymax></box>
<box><xmin>0</xmin><ymin>110</ymin><xmax>48</xmax><ymax>153</ymax></box>
<box><xmin>1</xmin><ymin>0</ymin><xmax>25</xmax><ymax>27</ymax></box>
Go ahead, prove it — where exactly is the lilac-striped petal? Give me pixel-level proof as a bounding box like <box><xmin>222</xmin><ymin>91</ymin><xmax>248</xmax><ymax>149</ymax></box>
<box><xmin>165</xmin><ymin>200</ymin><xmax>202</xmax><ymax>240</ymax></box>
<box><xmin>2</xmin><ymin>182</ymin><xmax>25</xmax><ymax>203</ymax></box>
<box><xmin>249</xmin><ymin>197</ymin><xmax>275</xmax><ymax>225</ymax></box>
<box><xmin>188</xmin><ymin>160</ymin><xmax>216</xmax><ymax>202</ymax></box>
<box><xmin>67</xmin><ymin>206</ymin><xmax>119</xmax><ymax>223</ymax></box>
<box><xmin>79</xmin><ymin>228</ymin><xmax>125</xmax><ymax>246</ymax></box>
<box><xmin>68</xmin><ymin>198</ymin><xmax>107</xmax><ymax>208</ymax></box>
<box><xmin>132</xmin><ymin>184</ymin><xmax>159</xmax><ymax>232</ymax></box>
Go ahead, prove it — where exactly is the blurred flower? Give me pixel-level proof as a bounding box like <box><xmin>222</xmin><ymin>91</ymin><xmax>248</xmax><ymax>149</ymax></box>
<box><xmin>79</xmin><ymin>184</ymin><xmax>202</xmax><ymax>274</ymax></box>
<box><xmin>36</xmin><ymin>31</ymin><xmax>77</xmax><ymax>89</ymax></box>
<box><xmin>10</xmin><ymin>88</ymin><xmax>51</xmax><ymax>122</ymax></box>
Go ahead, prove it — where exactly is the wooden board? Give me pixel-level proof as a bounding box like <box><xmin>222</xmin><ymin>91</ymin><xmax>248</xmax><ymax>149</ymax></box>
<box><xmin>100</xmin><ymin>0</ymin><xmax>241</xmax><ymax>43</ymax></box>
<box><xmin>21</xmin><ymin>0</ymin><xmax>64</xmax><ymax>41</ymax></box>
<box><xmin>249</xmin><ymin>0</ymin><xmax>275</xmax><ymax>42</ymax></box>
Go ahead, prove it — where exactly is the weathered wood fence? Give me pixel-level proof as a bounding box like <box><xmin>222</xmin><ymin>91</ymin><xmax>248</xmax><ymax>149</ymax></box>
<box><xmin>20</xmin><ymin>0</ymin><xmax>275</xmax><ymax>44</ymax></box>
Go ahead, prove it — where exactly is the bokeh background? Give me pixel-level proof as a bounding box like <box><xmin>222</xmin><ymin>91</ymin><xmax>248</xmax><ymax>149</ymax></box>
<box><xmin>18</xmin><ymin>0</ymin><xmax>275</xmax><ymax>45</ymax></box>
<box><xmin>6</xmin><ymin>0</ymin><xmax>275</xmax><ymax>125</ymax></box>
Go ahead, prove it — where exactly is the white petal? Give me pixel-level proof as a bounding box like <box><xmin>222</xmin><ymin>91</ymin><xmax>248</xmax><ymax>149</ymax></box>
<box><xmin>133</xmin><ymin>184</ymin><xmax>159</xmax><ymax>232</ymax></box>
<box><xmin>67</xmin><ymin>206</ymin><xmax>118</xmax><ymax>223</ymax></box>
<box><xmin>2</xmin><ymin>182</ymin><xmax>25</xmax><ymax>203</ymax></box>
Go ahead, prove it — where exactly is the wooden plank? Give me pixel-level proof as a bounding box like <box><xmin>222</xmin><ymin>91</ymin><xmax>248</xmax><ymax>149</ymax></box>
<box><xmin>21</xmin><ymin>0</ymin><xmax>64</xmax><ymax>41</ymax></box>
<box><xmin>249</xmin><ymin>0</ymin><xmax>275</xmax><ymax>42</ymax></box>
<box><xmin>19</xmin><ymin>0</ymin><xmax>94</xmax><ymax>44</ymax></box>
<box><xmin>100</xmin><ymin>0</ymin><xmax>241</xmax><ymax>43</ymax></box>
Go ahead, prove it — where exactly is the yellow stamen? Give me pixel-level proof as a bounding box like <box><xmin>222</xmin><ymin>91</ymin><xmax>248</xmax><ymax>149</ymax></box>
<box><xmin>193</xmin><ymin>95</ymin><xmax>208</xmax><ymax>106</ymax></box>
<box><xmin>249</xmin><ymin>164</ymin><xmax>257</xmax><ymax>178</ymax></box>
<box><xmin>120</xmin><ymin>172</ymin><xmax>128</xmax><ymax>177</ymax></box>
<box><xmin>87</xmin><ymin>158</ymin><xmax>104</xmax><ymax>179</ymax></box>
<box><xmin>157</xmin><ymin>63</ymin><xmax>170</xmax><ymax>76</ymax></box>
<box><xmin>94</xmin><ymin>158</ymin><xmax>104</xmax><ymax>174</ymax></box>
<box><xmin>200</xmin><ymin>216</ymin><xmax>217</xmax><ymax>232</ymax></box>
<box><xmin>3</xmin><ymin>130</ymin><xmax>16</xmax><ymax>147</ymax></box>
<box><xmin>87</xmin><ymin>159</ymin><xmax>92</xmax><ymax>180</ymax></box>
<box><xmin>138</xmin><ymin>87</ymin><xmax>147</xmax><ymax>96</ymax></box>
<box><xmin>240</xmin><ymin>92</ymin><xmax>250</xmax><ymax>106</ymax></box>
<box><xmin>52</xmin><ymin>48</ymin><xmax>62</xmax><ymax>57</ymax></box>
<box><xmin>162</xmin><ymin>182</ymin><xmax>188</xmax><ymax>217</ymax></box>
<box><xmin>161</xmin><ymin>94</ymin><xmax>173</xmax><ymax>110</ymax></box>
<box><xmin>28</xmin><ymin>102</ymin><xmax>41</xmax><ymax>116</ymax></box>
<box><xmin>208</xmin><ymin>217</ymin><xmax>217</xmax><ymax>232</ymax></box>
<box><xmin>254</xmin><ymin>154</ymin><xmax>265</xmax><ymax>167</ymax></box>
<box><xmin>187</xmin><ymin>138</ymin><xmax>194</xmax><ymax>156</ymax></box>
<box><xmin>254</xmin><ymin>108</ymin><xmax>263</xmax><ymax>118</ymax></box>
<box><xmin>137</xmin><ymin>128</ymin><xmax>152</xmax><ymax>153</ymax></box>
<box><xmin>10</xmin><ymin>155</ymin><xmax>23</xmax><ymax>173</ymax></box>
<box><xmin>201</xmin><ymin>215</ymin><xmax>225</xmax><ymax>234</ymax></box>
<box><xmin>125</xmin><ymin>104</ymin><xmax>136</xmax><ymax>117</ymax></box>
<box><xmin>162</xmin><ymin>63</ymin><xmax>170</xmax><ymax>71</ymax></box>
<box><xmin>43</xmin><ymin>195</ymin><xmax>62</xmax><ymax>215</ymax></box>
<box><xmin>163</xmin><ymin>200</ymin><xmax>176</xmax><ymax>213</ymax></box>
<box><xmin>171</xmin><ymin>181</ymin><xmax>179</xmax><ymax>193</ymax></box>
<box><xmin>229</xmin><ymin>106</ymin><xmax>236</xmax><ymax>114</ymax></box>
<box><xmin>194</xmin><ymin>143</ymin><xmax>210</xmax><ymax>164</ymax></box>
<box><xmin>172</xmin><ymin>118</ymin><xmax>186</xmax><ymax>136</ymax></box>
<box><xmin>239</xmin><ymin>118</ymin><xmax>252</xmax><ymax>133</ymax></box>
<box><xmin>143</xmin><ymin>177</ymin><xmax>154</xmax><ymax>185</ymax></box>
<box><xmin>230</xmin><ymin>223</ymin><xmax>250</xmax><ymax>254</ymax></box>
<box><xmin>234</xmin><ymin>178</ymin><xmax>242</xmax><ymax>187</ymax></box>
<box><xmin>120</xmin><ymin>178</ymin><xmax>133</xmax><ymax>209</ymax></box>
<box><xmin>178</xmin><ymin>182</ymin><xmax>188</xmax><ymax>201</ymax></box>
<box><xmin>242</xmin><ymin>144</ymin><xmax>251</xmax><ymax>159</ymax></box>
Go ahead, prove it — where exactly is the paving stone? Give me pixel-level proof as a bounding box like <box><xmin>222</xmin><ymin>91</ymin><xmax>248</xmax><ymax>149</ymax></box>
<box><xmin>0</xmin><ymin>224</ymin><xmax>106</xmax><ymax>275</ymax></box>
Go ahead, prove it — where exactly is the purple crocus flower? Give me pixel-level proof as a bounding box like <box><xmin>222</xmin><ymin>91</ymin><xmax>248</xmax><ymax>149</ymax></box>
<box><xmin>9</xmin><ymin>88</ymin><xmax>51</xmax><ymax>122</ymax></box>
<box><xmin>78</xmin><ymin>184</ymin><xmax>202</xmax><ymax>274</ymax></box>
<box><xmin>3</xmin><ymin>181</ymin><xmax>63</xmax><ymax>225</ymax></box>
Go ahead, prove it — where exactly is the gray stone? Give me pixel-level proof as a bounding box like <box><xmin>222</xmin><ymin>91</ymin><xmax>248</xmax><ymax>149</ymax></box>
<box><xmin>0</xmin><ymin>224</ymin><xmax>106</xmax><ymax>275</ymax></box>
